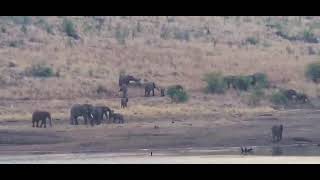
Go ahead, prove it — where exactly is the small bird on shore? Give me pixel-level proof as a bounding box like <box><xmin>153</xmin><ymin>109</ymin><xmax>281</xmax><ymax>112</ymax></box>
<box><xmin>150</xmin><ymin>151</ymin><xmax>153</xmax><ymax>156</ymax></box>
<box><xmin>241</xmin><ymin>146</ymin><xmax>253</xmax><ymax>154</ymax></box>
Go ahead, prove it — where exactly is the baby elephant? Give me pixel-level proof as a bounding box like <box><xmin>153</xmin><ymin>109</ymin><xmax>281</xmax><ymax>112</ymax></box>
<box><xmin>110</xmin><ymin>111</ymin><xmax>124</xmax><ymax>124</ymax></box>
<box><xmin>32</xmin><ymin>111</ymin><xmax>52</xmax><ymax>128</ymax></box>
<box><xmin>121</xmin><ymin>97</ymin><xmax>128</xmax><ymax>108</ymax></box>
<box><xmin>272</xmin><ymin>124</ymin><xmax>283</xmax><ymax>142</ymax></box>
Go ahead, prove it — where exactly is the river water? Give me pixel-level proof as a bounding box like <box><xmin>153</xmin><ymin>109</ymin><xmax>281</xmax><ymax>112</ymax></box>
<box><xmin>1</xmin><ymin>144</ymin><xmax>320</xmax><ymax>163</ymax></box>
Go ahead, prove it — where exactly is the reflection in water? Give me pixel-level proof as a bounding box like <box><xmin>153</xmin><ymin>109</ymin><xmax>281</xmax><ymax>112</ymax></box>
<box><xmin>272</xmin><ymin>146</ymin><xmax>283</xmax><ymax>156</ymax></box>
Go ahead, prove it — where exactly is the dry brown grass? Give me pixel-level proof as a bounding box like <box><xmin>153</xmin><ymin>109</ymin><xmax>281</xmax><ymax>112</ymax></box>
<box><xmin>0</xmin><ymin>16</ymin><xmax>320</xmax><ymax>119</ymax></box>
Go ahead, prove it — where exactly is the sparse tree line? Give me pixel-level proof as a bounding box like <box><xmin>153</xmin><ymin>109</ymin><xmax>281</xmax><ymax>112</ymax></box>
<box><xmin>2</xmin><ymin>16</ymin><xmax>320</xmax><ymax>49</ymax></box>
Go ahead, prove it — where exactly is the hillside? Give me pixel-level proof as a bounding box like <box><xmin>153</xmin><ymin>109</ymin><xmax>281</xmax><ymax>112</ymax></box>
<box><xmin>2</xmin><ymin>16</ymin><xmax>320</xmax><ymax>156</ymax></box>
<box><xmin>0</xmin><ymin>16</ymin><xmax>320</xmax><ymax>100</ymax></box>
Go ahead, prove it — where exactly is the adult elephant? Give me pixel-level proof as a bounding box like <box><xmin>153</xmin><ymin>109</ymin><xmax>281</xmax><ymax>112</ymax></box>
<box><xmin>70</xmin><ymin>104</ymin><xmax>95</xmax><ymax>126</ymax></box>
<box><xmin>119</xmin><ymin>75</ymin><xmax>140</xmax><ymax>87</ymax></box>
<box><xmin>92</xmin><ymin>106</ymin><xmax>112</xmax><ymax>125</ymax></box>
<box><xmin>145</xmin><ymin>82</ymin><xmax>156</xmax><ymax>97</ymax></box>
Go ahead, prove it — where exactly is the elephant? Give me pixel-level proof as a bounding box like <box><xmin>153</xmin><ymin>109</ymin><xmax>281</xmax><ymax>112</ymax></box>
<box><xmin>92</xmin><ymin>106</ymin><xmax>112</xmax><ymax>125</ymax></box>
<box><xmin>109</xmin><ymin>110</ymin><xmax>124</xmax><ymax>124</ymax></box>
<box><xmin>70</xmin><ymin>104</ymin><xmax>95</xmax><ymax>126</ymax></box>
<box><xmin>272</xmin><ymin>124</ymin><xmax>283</xmax><ymax>142</ymax></box>
<box><xmin>156</xmin><ymin>86</ymin><xmax>166</xmax><ymax>97</ymax></box>
<box><xmin>145</xmin><ymin>82</ymin><xmax>156</xmax><ymax>97</ymax></box>
<box><xmin>282</xmin><ymin>89</ymin><xmax>298</xmax><ymax>101</ymax></box>
<box><xmin>160</xmin><ymin>88</ymin><xmax>165</xmax><ymax>97</ymax></box>
<box><xmin>296</xmin><ymin>93</ymin><xmax>309</xmax><ymax>104</ymax></box>
<box><xmin>32</xmin><ymin>111</ymin><xmax>52</xmax><ymax>128</ymax></box>
<box><xmin>121</xmin><ymin>97</ymin><xmax>128</xmax><ymax>108</ymax></box>
<box><xmin>119</xmin><ymin>75</ymin><xmax>140</xmax><ymax>87</ymax></box>
<box><xmin>119</xmin><ymin>84</ymin><xmax>128</xmax><ymax>98</ymax></box>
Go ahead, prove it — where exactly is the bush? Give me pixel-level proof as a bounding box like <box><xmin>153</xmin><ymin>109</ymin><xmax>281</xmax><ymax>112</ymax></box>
<box><xmin>36</xmin><ymin>18</ymin><xmax>54</xmax><ymax>35</ymax></box>
<box><xmin>302</xmin><ymin>29</ymin><xmax>318</xmax><ymax>43</ymax></box>
<box><xmin>306</xmin><ymin>62</ymin><xmax>320</xmax><ymax>83</ymax></box>
<box><xmin>8</xmin><ymin>40</ymin><xmax>24</xmax><ymax>48</ymax></box>
<box><xmin>246</xmin><ymin>37</ymin><xmax>259</xmax><ymax>45</ymax></box>
<box><xmin>62</xmin><ymin>18</ymin><xmax>79</xmax><ymax>39</ymax></box>
<box><xmin>203</xmin><ymin>72</ymin><xmax>226</xmax><ymax>94</ymax></box>
<box><xmin>167</xmin><ymin>85</ymin><xmax>189</xmax><ymax>103</ymax></box>
<box><xmin>233</xmin><ymin>76</ymin><xmax>251</xmax><ymax>91</ymax></box>
<box><xmin>270</xmin><ymin>91</ymin><xmax>289</xmax><ymax>106</ymax></box>
<box><xmin>253</xmin><ymin>73</ymin><xmax>269</xmax><ymax>88</ymax></box>
<box><xmin>27</xmin><ymin>64</ymin><xmax>55</xmax><ymax>78</ymax></box>
<box><xmin>115</xmin><ymin>25</ymin><xmax>129</xmax><ymax>45</ymax></box>
<box><xmin>174</xmin><ymin>29</ymin><xmax>190</xmax><ymax>42</ymax></box>
<box><xmin>248</xmin><ymin>88</ymin><xmax>265</xmax><ymax>106</ymax></box>
<box><xmin>8</xmin><ymin>16</ymin><xmax>31</xmax><ymax>25</ymax></box>
<box><xmin>21</xmin><ymin>25</ymin><xmax>27</xmax><ymax>34</ymax></box>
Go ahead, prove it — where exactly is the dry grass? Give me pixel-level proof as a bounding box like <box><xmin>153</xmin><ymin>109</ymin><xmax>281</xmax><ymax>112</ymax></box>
<box><xmin>0</xmin><ymin>16</ymin><xmax>320</xmax><ymax>119</ymax></box>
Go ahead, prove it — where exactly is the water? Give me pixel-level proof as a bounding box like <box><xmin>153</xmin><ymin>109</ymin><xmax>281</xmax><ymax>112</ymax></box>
<box><xmin>1</xmin><ymin>144</ymin><xmax>320</xmax><ymax>163</ymax></box>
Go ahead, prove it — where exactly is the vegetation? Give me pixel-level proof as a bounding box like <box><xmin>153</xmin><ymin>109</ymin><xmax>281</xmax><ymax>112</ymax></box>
<box><xmin>167</xmin><ymin>85</ymin><xmax>189</xmax><ymax>103</ymax></box>
<box><xmin>62</xmin><ymin>18</ymin><xmax>79</xmax><ymax>39</ymax></box>
<box><xmin>270</xmin><ymin>91</ymin><xmax>289</xmax><ymax>106</ymax></box>
<box><xmin>26</xmin><ymin>64</ymin><xmax>55</xmax><ymax>78</ymax></box>
<box><xmin>203</xmin><ymin>72</ymin><xmax>227</xmax><ymax>94</ymax></box>
<box><xmin>306</xmin><ymin>62</ymin><xmax>320</xmax><ymax>83</ymax></box>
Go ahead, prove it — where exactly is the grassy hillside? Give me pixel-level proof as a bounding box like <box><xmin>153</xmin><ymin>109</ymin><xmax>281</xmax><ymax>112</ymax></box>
<box><xmin>1</xmin><ymin>16</ymin><xmax>320</xmax><ymax>100</ymax></box>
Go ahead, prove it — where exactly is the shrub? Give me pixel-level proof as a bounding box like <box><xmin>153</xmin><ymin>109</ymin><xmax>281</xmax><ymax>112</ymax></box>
<box><xmin>36</xmin><ymin>18</ymin><xmax>54</xmax><ymax>35</ymax></box>
<box><xmin>306</xmin><ymin>62</ymin><xmax>320</xmax><ymax>83</ymax></box>
<box><xmin>174</xmin><ymin>29</ymin><xmax>190</xmax><ymax>42</ymax></box>
<box><xmin>270</xmin><ymin>91</ymin><xmax>289</xmax><ymax>106</ymax></box>
<box><xmin>302</xmin><ymin>29</ymin><xmax>318</xmax><ymax>43</ymax></box>
<box><xmin>8</xmin><ymin>40</ymin><xmax>24</xmax><ymax>48</ymax></box>
<box><xmin>96</xmin><ymin>85</ymin><xmax>108</xmax><ymax>94</ymax></box>
<box><xmin>253</xmin><ymin>73</ymin><xmax>269</xmax><ymax>88</ymax></box>
<box><xmin>233</xmin><ymin>76</ymin><xmax>251</xmax><ymax>91</ymax></box>
<box><xmin>246</xmin><ymin>37</ymin><xmax>259</xmax><ymax>45</ymax></box>
<box><xmin>248</xmin><ymin>88</ymin><xmax>265</xmax><ymax>106</ymax></box>
<box><xmin>21</xmin><ymin>25</ymin><xmax>27</xmax><ymax>34</ymax></box>
<box><xmin>115</xmin><ymin>25</ymin><xmax>129</xmax><ymax>45</ymax></box>
<box><xmin>27</xmin><ymin>64</ymin><xmax>55</xmax><ymax>78</ymax></box>
<box><xmin>9</xmin><ymin>16</ymin><xmax>31</xmax><ymax>25</ymax></box>
<box><xmin>203</xmin><ymin>72</ymin><xmax>226</xmax><ymax>94</ymax></box>
<box><xmin>62</xmin><ymin>18</ymin><xmax>79</xmax><ymax>39</ymax></box>
<box><xmin>167</xmin><ymin>85</ymin><xmax>189</xmax><ymax>103</ymax></box>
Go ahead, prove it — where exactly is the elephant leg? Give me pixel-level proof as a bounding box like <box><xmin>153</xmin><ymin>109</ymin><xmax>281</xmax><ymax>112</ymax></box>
<box><xmin>84</xmin><ymin>116</ymin><xmax>88</xmax><ymax>125</ymax></box>
<box><xmin>152</xmin><ymin>90</ymin><xmax>154</xmax><ymax>96</ymax></box>
<box><xmin>36</xmin><ymin>121</ymin><xmax>39</xmax><ymax>128</ymax></box>
<box><xmin>75</xmin><ymin>117</ymin><xmax>79</xmax><ymax>125</ymax></box>
<box><xmin>32</xmin><ymin>121</ymin><xmax>35</xmax><ymax>128</ymax></box>
<box><xmin>43</xmin><ymin>120</ymin><xmax>46</xmax><ymax>128</ymax></box>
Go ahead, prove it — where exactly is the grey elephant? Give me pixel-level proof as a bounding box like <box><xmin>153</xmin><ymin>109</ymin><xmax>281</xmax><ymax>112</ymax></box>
<box><xmin>109</xmin><ymin>110</ymin><xmax>124</xmax><ymax>124</ymax></box>
<box><xmin>272</xmin><ymin>124</ymin><xmax>283</xmax><ymax>142</ymax></box>
<box><xmin>119</xmin><ymin>75</ymin><xmax>140</xmax><ymax>87</ymax></box>
<box><xmin>119</xmin><ymin>84</ymin><xmax>128</xmax><ymax>98</ymax></box>
<box><xmin>70</xmin><ymin>104</ymin><xmax>95</xmax><ymax>126</ymax></box>
<box><xmin>32</xmin><ymin>111</ymin><xmax>52</xmax><ymax>128</ymax></box>
<box><xmin>121</xmin><ymin>97</ymin><xmax>128</xmax><ymax>108</ymax></box>
<box><xmin>92</xmin><ymin>106</ymin><xmax>112</xmax><ymax>125</ymax></box>
<box><xmin>160</xmin><ymin>88</ymin><xmax>165</xmax><ymax>97</ymax></box>
<box><xmin>296</xmin><ymin>93</ymin><xmax>309</xmax><ymax>104</ymax></box>
<box><xmin>282</xmin><ymin>89</ymin><xmax>298</xmax><ymax>101</ymax></box>
<box><xmin>145</xmin><ymin>82</ymin><xmax>156</xmax><ymax>97</ymax></box>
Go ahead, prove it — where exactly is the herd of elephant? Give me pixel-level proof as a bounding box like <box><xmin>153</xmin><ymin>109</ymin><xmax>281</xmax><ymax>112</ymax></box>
<box><xmin>31</xmin><ymin>74</ymin><xmax>285</xmax><ymax>146</ymax></box>
<box><xmin>32</xmin><ymin>104</ymin><xmax>122</xmax><ymax>128</ymax></box>
<box><xmin>31</xmin><ymin>74</ymin><xmax>166</xmax><ymax>128</ymax></box>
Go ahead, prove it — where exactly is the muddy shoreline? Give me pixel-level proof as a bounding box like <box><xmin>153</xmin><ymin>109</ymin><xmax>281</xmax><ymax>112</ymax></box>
<box><xmin>1</xmin><ymin>108</ymin><xmax>320</xmax><ymax>156</ymax></box>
